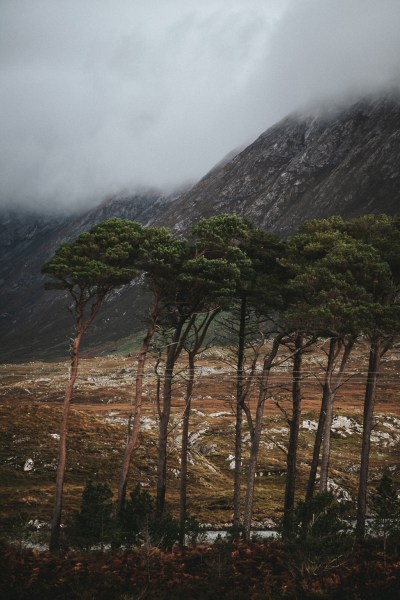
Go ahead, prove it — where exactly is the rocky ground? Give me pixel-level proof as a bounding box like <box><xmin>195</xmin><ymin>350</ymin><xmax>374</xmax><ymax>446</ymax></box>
<box><xmin>1</xmin><ymin>342</ymin><xmax>400</xmax><ymax>535</ymax></box>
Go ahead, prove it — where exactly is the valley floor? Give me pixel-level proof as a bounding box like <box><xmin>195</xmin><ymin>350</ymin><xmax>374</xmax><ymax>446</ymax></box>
<box><xmin>1</xmin><ymin>343</ymin><xmax>400</xmax><ymax>530</ymax></box>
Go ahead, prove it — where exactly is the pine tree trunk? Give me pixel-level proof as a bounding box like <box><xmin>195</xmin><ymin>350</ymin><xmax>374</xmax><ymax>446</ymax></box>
<box><xmin>179</xmin><ymin>352</ymin><xmax>195</xmax><ymax>547</ymax></box>
<box><xmin>319</xmin><ymin>338</ymin><xmax>340</xmax><ymax>493</ymax></box>
<box><xmin>356</xmin><ymin>339</ymin><xmax>382</xmax><ymax>536</ymax></box>
<box><xmin>242</xmin><ymin>387</ymin><xmax>265</xmax><ymax>543</ymax></box>
<box><xmin>305</xmin><ymin>338</ymin><xmax>337</xmax><ymax>503</ymax></box>
<box><xmin>242</xmin><ymin>335</ymin><xmax>281</xmax><ymax>542</ymax></box>
<box><xmin>319</xmin><ymin>388</ymin><xmax>335</xmax><ymax>493</ymax></box>
<box><xmin>283</xmin><ymin>333</ymin><xmax>303</xmax><ymax>533</ymax></box>
<box><xmin>49</xmin><ymin>331</ymin><xmax>82</xmax><ymax>551</ymax></box>
<box><xmin>155</xmin><ymin>354</ymin><xmax>174</xmax><ymax>520</ymax></box>
<box><xmin>117</xmin><ymin>297</ymin><xmax>159</xmax><ymax>517</ymax></box>
<box><xmin>306</xmin><ymin>337</ymin><xmax>354</xmax><ymax>502</ymax></box>
<box><xmin>233</xmin><ymin>296</ymin><xmax>246</xmax><ymax>538</ymax></box>
<box><xmin>319</xmin><ymin>339</ymin><xmax>354</xmax><ymax>493</ymax></box>
<box><xmin>155</xmin><ymin>320</ymin><xmax>187</xmax><ymax>519</ymax></box>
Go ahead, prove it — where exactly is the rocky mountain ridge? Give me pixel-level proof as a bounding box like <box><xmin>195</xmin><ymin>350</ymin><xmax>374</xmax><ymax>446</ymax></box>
<box><xmin>159</xmin><ymin>96</ymin><xmax>400</xmax><ymax>235</ymax></box>
<box><xmin>1</xmin><ymin>95</ymin><xmax>400</xmax><ymax>362</ymax></box>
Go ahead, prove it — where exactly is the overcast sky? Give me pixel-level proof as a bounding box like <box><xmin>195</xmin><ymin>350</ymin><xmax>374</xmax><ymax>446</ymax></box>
<box><xmin>1</xmin><ymin>0</ymin><xmax>400</xmax><ymax>213</ymax></box>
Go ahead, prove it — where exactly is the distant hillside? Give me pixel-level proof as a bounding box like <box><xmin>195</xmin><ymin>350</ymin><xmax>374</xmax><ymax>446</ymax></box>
<box><xmin>1</xmin><ymin>95</ymin><xmax>400</xmax><ymax>362</ymax></box>
<box><xmin>0</xmin><ymin>192</ymin><xmax>178</xmax><ymax>362</ymax></box>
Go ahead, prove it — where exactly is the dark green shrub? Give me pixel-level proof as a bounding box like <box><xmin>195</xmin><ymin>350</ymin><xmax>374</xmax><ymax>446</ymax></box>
<box><xmin>148</xmin><ymin>509</ymin><xmax>180</xmax><ymax>550</ymax></box>
<box><xmin>118</xmin><ymin>484</ymin><xmax>179</xmax><ymax>550</ymax></box>
<box><xmin>118</xmin><ymin>483</ymin><xmax>155</xmax><ymax>546</ymax></box>
<box><xmin>69</xmin><ymin>480</ymin><xmax>114</xmax><ymax>549</ymax></box>
<box><xmin>370</xmin><ymin>471</ymin><xmax>400</xmax><ymax>555</ymax></box>
<box><xmin>184</xmin><ymin>515</ymin><xmax>207</xmax><ymax>546</ymax></box>
<box><xmin>282</xmin><ymin>492</ymin><xmax>353</xmax><ymax>582</ymax></box>
<box><xmin>0</xmin><ymin>511</ymin><xmax>37</xmax><ymax>545</ymax></box>
<box><xmin>292</xmin><ymin>491</ymin><xmax>350</xmax><ymax>543</ymax></box>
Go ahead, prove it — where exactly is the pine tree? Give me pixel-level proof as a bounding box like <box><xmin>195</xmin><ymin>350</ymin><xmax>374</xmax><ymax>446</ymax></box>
<box><xmin>42</xmin><ymin>218</ymin><xmax>144</xmax><ymax>550</ymax></box>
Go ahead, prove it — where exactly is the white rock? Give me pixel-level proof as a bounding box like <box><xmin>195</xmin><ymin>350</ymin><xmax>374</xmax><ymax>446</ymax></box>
<box><xmin>226</xmin><ymin>454</ymin><xmax>236</xmax><ymax>470</ymax></box>
<box><xmin>302</xmin><ymin>419</ymin><xmax>318</xmax><ymax>431</ymax></box>
<box><xmin>23</xmin><ymin>458</ymin><xmax>34</xmax><ymax>472</ymax></box>
<box><xmin>140</xmin><ymin>416</ymin><xmax>157</xmax><ymax>430</ymax></box>
<box><xmin>327</xmin><ymin>478</ymin><xmax>352</xmax><ymax>502</ymax></box>
<box><xmin>191</xmin><ymin>409</ymin><xmax>206</xmax><ymax>417</ymax></box>
<box><xmin>331</xmin><ymin>416</ymin><xmax>362</xmax><ymax>436</ymax></box>
<box><xmin>210</xmin><ymin>412</ymin><xmax>231</xmax><ymax>418</ymax></box>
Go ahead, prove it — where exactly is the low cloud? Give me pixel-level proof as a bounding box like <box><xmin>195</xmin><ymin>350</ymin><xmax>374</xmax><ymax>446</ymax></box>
<box><xmin>1</xmin><ymin>0</ymin><xmax>399</xmax><ymax>213</ymax></box>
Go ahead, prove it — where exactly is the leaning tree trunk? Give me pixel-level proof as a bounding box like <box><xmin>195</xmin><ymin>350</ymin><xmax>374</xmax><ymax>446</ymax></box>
<box><xmin>356</xmin><ymin>339</ymin><xmax>382</xmax><ymax>537</ymax></box>
<box><xmin>117</xmin><ymin>296</ymin><xmax>159</xmax><ymax>517</ymax></box>
<box><xmin>319</xmin><ymin>338</ymin><xmax>354</xmax><ymax>493</ymax></box>
<box><xmin>283</xmin><ymin>333</ymin><xmax>303</xmax><ymax>534</ymax></box>
<box><xmin>242</xmin><ymin>335</ymin><xmax>282</xmax><ymax>542</ymax></box>
<box><xmin>305</xmin><ymin>338</ymin><xmax>337</xmax><ymax>504</ymax></box>
<box><xmin>49</xmin><ymin>297</ymin><xmax>101</xmax><ymax>552</ymax></box>
<box><xmin>49</xmin><ymin>330</ymin><xmax>83</xmax><ymax>551</ymax></box>
<box><xmin>179</xmin><ymin>351</ymin><xmax>195</xmax><ymax>547</ymax></box>
<box><xmin>305</xmin><ymin>337</ymin><xmax>354</xmax><ymax>502</ymax></box>
<box><xmin>232</xmin><ymin>296</ymin><xmax>247</xmax><ymax>538</ymax></box>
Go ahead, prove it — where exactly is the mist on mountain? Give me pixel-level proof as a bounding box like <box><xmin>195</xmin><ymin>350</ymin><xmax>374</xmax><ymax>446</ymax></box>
<box><xmin>1</xmin><ymin>0</ymin><xmax>400</xmax><ymax>214</ymax></box>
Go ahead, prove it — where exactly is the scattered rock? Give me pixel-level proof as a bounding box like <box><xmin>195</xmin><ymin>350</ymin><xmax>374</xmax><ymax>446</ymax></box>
<box><xmin>331</xmin><ymin>416</ymin><xmax>362</xmax><ymax>437</ymax></box>
<box><xmin>23</xmin><ymin>458</ymin><xmax>34</xmax><ymax>472</ymax></box>
<box><xmin>226</xmin><ymin>454</ymin><xmax>236</xmax><ymax>470</ymax></box>
<box><xmin>210</xmin><ymin>411</ymin><xmax>231</xmax><ymax>418</ymax></box>
<box><xmin>302</xmin><ymin>419</ymin><xmax>318</xmax><ymax>431</ymax></box>
<box><xmin>327</xmin><ymin>478</ymin><xmax>352</xmax><ymax>502</ymax></box>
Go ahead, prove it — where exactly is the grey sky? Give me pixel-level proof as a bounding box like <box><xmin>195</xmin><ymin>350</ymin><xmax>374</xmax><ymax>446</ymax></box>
<box><xmin>1</xmin><ymin>0</ymin><xmax>400</xmax><ymax>213</ymax></box>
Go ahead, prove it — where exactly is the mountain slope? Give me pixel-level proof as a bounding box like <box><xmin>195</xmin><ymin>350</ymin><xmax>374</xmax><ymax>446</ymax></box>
<box><xmin>159</xmin><ymin>96</ymin><xmax>400</xmax><ymax>235</ymax></box>
<box><xmin>1</xmin><ymin>95</ymin><xmax>400</xmax><ymax>362</ymax></box>
<box><xmin>0</xmin><ymin>192</ymin><xmax>178</xmax><ymax>362</ymax></box>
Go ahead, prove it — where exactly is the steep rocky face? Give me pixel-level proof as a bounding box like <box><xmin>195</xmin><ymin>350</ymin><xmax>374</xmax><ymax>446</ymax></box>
<box><xmin>1</xmin><ymin>95</ymin><xmax>400</xmax><ymax>362</ymax></box>
<box><xmin>159</xmin><ymin>96</ymin><xmax>400</xmax><ymax>235</ymax></box>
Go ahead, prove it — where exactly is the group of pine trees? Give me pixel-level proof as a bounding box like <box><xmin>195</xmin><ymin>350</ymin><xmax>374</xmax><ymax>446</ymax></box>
<box><xmin>41</xmin><ymin>213</ymin><xmax>400</xmax><ymax>551</ymax></box>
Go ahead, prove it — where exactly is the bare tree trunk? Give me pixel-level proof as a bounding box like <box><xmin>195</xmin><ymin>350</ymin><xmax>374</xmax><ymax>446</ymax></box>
<box><xmin>49</xmin><ymin>331</ymin><xmax>82</xmax><ymax>551</ymax></box>
<box><xmin>49</xmin><ymin>297</ymin><xmax>101</xmax><ymax>552</ymax></box>
<box><xmin>178</xmin><ymin>309</ymin><xmax>219</xmax><ymax>546</ymax></box>
<box><xmin>155</xmin><ymin>316</ymin><xmax>192</xmax><ymax>519</ymax></box>
<box><xmin>283</xmin><ymin>333</ymin><xmax>303</xmax><ymax>533</ymax></box>
<box><xmin>356</xmin><ymin>339</ymin><xmax>382</xmax><ymax>536</ymax></box>
<box><xmin>155</xmin><ymin>344</ymin><xmax>176</xmax><ymax>520</ymax></box>
<box><xmin>117</xmin><ymin>296</ymin><xmax>159</xmax><ymax>516</ymax></box>
<box><xmin>242</xmin><ymin>335</ymin><xmax>282</xmax><ymax>542</ymax></box>
<box><xmin>318</xmin><ymin>383</ymin><xmax>336</xmax><ymax>493</ymax></box>
<box><xmin>319</xmin><ymin>338</ymin><xmax>354</xmax><ymax>493</ymax></box>
<box><xmin>179</xmin><ymin>351</ymin><xmax>195</xmax><ymax>547</ymax></box>
<box><xmin>305</xmin><ymin>337</ymin><xmax>354</xmax><ymax>502</ymax></box>
<box><xmin>232</xmin><ymin>296</ymin><xmax>246</xmax><ymax>538</ymax></box>
<box><xmin>305</xmin><ymin>338</ymin><xmax>336</xmax><ymax>503</ymax></box>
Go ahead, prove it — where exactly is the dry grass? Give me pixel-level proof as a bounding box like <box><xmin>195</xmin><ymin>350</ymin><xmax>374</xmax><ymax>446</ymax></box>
<box><xmin>1</xmin><ymin>341</ymin><xmax>400</xmax><ymax>530</ymax></box>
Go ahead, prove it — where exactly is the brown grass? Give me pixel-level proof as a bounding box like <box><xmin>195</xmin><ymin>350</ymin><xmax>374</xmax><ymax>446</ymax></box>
<box><xmin>1</xmin><ymin>341</ymin><xmax>400</xmax><ymax>530</ymax></box>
